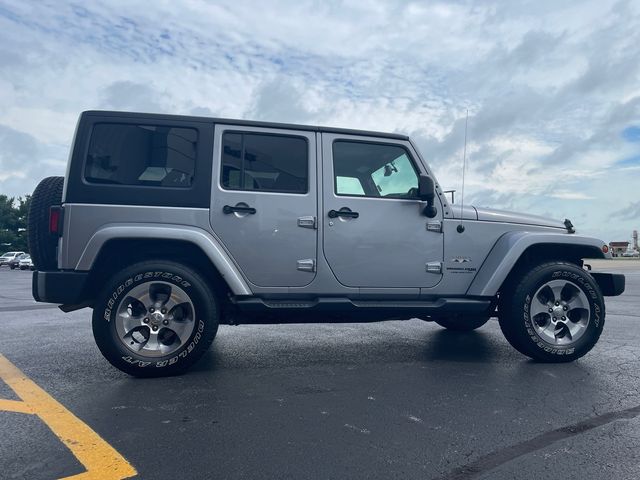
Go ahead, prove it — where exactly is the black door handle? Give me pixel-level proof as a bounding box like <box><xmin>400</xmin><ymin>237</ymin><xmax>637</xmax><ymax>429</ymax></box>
<box><xmin>328</xmin><ymin>209</ymin><xmax>359</xmax><ymax>219</ymax></box>
<box><xmin>223</xmin><ymin>205</ymin><xmax>256</xmax><ymax>215</ymax></box>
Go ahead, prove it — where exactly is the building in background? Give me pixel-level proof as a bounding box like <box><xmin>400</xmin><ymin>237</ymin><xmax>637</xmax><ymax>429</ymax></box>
<box><xmin>610</xmin><ymin>231</ymin><xmax>640</xmax><ymax>257</ymax></box>
<box><xmin>609</xmin><ymin>241</ymin><xmax>630</xmax><ymax>257</ymax></box>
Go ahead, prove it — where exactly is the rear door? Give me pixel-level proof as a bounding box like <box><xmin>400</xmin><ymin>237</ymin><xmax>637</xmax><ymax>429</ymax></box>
<box><xmin>210</xmin><ymin>125</ymin><xmax>317</xmax><ymax>287</ymax></box>
<box><xmin>322</xmin><ymin>133</ymin><xmax>443</xmax><ymax>288</ymax></box>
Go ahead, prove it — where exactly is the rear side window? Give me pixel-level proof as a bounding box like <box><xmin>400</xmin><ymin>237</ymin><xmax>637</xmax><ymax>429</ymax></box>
<box><xmin>221</xmin><ymin>132</ymin><xmax>308</xmax><ymax>194</ymax></box>
<box><xmin>85</xmin><ymin>124</ymin><xmax>198</xmax><ymax>188</ymax></box>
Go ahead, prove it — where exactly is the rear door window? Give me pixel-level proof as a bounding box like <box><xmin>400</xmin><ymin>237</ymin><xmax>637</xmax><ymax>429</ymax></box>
<box><xmin>221</xmin><ymin>133</ymin><xmax>308</xmax><ymax>194</ymax></box>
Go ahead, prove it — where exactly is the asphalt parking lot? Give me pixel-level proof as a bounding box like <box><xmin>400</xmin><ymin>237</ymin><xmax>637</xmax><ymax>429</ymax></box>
<box><xmin>1</xmin><ymin>260</ymin><xmax>639</xmax><ymax>480</ymax></box>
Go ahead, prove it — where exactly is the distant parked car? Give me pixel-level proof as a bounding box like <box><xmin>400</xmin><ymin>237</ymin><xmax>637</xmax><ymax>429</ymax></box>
<box><xmin>19</xmin><ymin>254</ymin><xmax>34</xmax><ymax>270</ymax></box>
<box><xmin>622</xmin><ymin>249</ymin><xmax>640</xmax><ymax>258</ymax></box>
<box><xmin>0</xmin><ymin>251</ymin><xmax>25</xmax><ymax>268</ymax></box>
<box><xmin>8</xmin><ymin>253</ymin><xmax>29</xmax><ymax>270</ymax></box>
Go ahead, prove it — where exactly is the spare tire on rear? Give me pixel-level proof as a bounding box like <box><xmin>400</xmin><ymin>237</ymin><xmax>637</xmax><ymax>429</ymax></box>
<box><xmin>28</xmin><ymin>176</ymin><xmax>64</xmax><ymax>271</ymax></box>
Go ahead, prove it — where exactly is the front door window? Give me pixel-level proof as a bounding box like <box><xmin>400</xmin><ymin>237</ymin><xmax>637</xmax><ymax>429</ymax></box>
<box><xmin>333</xmin><ymin>141</ymin><xmax>419</xmax><ymax>199</ymax></box>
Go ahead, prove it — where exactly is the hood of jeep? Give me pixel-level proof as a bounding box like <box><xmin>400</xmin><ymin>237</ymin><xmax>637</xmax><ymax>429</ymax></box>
<box><xmin>473</xmin><ymin>206</ymin><xmax>566</xmax><ymax>229</ymax></box>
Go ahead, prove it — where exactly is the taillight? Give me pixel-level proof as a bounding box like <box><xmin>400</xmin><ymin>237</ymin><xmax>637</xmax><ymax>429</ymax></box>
<box><xmin>49</xmin><ymin>206</ymin><xmax>62</xmax><ymax>235</ymax></box>
<box><xmin>602</xmin><ymin>245</ymin><xmax>609</xmax><ymax>254</ymax></box>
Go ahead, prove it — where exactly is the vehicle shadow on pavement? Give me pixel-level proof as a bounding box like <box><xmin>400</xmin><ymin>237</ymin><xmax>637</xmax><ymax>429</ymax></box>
<box><xmin>183</xmin><ymin>323</ymin><xmax>512</xmax><ymax>372</ymax></box>
<box><xmin>420</xmin><ymin>329</ymin><xmax>497</xmax><ymax>363</ymax></box>
<box><xmin>189</xmin><ymin>349</ymin><xmax>222</xmax><ymax>373</ymax></box>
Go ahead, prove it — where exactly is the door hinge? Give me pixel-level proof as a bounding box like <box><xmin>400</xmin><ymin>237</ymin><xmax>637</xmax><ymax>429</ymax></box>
<box><xmin>426</xmin><ymin>262</ymin><xmax>442</xmax><ymax>274</ymax></box>
<box><xmin>426</xmin><ymin>220</ymin><xmax>442</xmax><ymax>233</ymax></box>
<box><xmin>297</xmin><ymin>216</ymin><xmax>317</xmax><ymax>229</ymax></box>
<box><xmin>297</xmin><ymin>259</ymin><xmax>316</xmax><ymax>272</ymax></box>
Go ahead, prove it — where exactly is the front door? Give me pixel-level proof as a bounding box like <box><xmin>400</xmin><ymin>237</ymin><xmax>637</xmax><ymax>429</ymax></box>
<box><xmin>322</xmin><ymin>133</ymin><xmax>443</xmax><ymax>288</ymax></box>
<box><xmin>210</xmin><ymin>125</ymin><xmax>317</xmax><ymax>287</ymax></box>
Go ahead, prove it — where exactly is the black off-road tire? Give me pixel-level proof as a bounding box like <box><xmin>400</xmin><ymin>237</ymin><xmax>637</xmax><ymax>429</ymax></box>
<box><xmin>499</xmin><ymin>262</ymin><xmax>605</xmax><ymax>362</ymax></box>
<box><xmin>28</xmin><ymin>176</ymin><xmax>64</xmax><ymax>271</ymax></box>
<box><xmin>434</xmin><ymin>316</ymin><xmax>490</xmax><ymax>331</ymax></box>
<box><xmin>92</xmin><ymin>261</ymin><xmax>219</xmax><ymax>377</ymax></box>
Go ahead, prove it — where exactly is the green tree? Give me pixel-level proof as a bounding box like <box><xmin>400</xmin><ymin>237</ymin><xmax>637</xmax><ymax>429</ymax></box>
<box><xmin>0</xmin><ymin>194</ymin><xmax>31</xmax><ymax>252</ymax></box>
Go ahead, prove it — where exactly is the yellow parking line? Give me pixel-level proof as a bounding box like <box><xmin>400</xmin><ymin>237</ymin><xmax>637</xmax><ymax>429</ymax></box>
<box><xmin>0</xmin><ymin>354</ymin><xmax>137</xmax><ymax>480</ymax></box>
<box><xmin>0</xmin><ymin>398</ymin><xmax>34</xmax><ymax>414</ymax></box>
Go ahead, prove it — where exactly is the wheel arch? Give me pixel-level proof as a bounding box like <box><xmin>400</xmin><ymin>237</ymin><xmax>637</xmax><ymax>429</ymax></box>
<box><xmin>467</xmin><ymin>231</ymin><xmax>608</xmax><ymax>297</ymax></box>
<box><xmin>78</xmin><ymin>224</ymin><xmax>252</xmax><ymax>301</ymax></box>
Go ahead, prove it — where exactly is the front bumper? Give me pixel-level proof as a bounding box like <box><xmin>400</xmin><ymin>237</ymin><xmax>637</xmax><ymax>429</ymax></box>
<box><xmin>32</xmin><ymin>270</ymin><xmax>89</xmax><ymax>304</ymax></box>
<box><xmin>591</xmin><ymin>272</ymin><xmax>625</xmax><ymax>296</ymax></box>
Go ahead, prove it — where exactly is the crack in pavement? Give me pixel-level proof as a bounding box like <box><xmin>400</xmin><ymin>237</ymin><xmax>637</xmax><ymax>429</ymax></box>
<box><xmin>441</xmin><ymin>404</ymin><xmax>640</xmax><ymax>480</ymax></box>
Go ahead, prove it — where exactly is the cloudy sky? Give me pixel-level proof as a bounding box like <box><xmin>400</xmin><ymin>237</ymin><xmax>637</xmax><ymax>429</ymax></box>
<box><xmin>0</xmin><ymin>0</ymin><xmax>638</xmax><ymax>242</ymax></box>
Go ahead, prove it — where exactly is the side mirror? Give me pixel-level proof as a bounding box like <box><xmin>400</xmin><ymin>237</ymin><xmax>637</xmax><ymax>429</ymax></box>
<box><xmin>418</xmin><ymin>174</ymin><xmax>438</xmax><ymax>218</ymax></box>
<box><xmin>418</xmin><ymin>174</ymin><xmax>435</xmax><ymax>202</ymax></box>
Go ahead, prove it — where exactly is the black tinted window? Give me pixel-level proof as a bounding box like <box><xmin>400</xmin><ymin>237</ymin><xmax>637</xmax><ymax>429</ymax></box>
<box><xmin>222</xmin><ymin>133</ymin><xmax>308</xmax><ymax>194</ymax></box>
<box><xmin>85</xmin><ymin>124</ymin><xmax>197</xmax><ymax>188</ymax></box>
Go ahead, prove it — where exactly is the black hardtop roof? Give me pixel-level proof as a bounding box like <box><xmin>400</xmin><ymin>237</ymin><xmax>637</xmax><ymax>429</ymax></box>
<box><xmin>82</xmin><ymin>110</ymin><xmax>410</xmax><ymax>140</ymax></box>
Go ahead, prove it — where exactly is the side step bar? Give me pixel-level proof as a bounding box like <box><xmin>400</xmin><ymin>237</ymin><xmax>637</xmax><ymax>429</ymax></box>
<box><xmin>230</xmin><ymin>297</ymin><xmax>493</xmax><ymax>324</ymax></box>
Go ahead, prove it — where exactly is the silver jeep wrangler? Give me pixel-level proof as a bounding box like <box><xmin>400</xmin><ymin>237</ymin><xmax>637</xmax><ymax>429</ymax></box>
<box><xmin>29</xmin><ymin>111</ymin><xmax>625</xmax><ymax>376</ymax></box>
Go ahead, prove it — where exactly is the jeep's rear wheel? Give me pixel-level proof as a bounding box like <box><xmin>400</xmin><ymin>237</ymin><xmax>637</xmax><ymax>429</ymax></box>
<box><xmin>499</xmin><ymin>262</ymin><xmax>604</xmax><ymax>362</ymax></box>
<box><xmin>92</xmin><ymin>261</ymin><xmax>219</xmax><ymax>377</ymax></box>
<box><xmin>434</xmin><ymin>316</ymin><xmax>490</xmax><ymax>331</ymax></box>
<box><xmin>28</xmin><ymin>176</ymin><xmax>64</xmax><ymax>271</ymax></box>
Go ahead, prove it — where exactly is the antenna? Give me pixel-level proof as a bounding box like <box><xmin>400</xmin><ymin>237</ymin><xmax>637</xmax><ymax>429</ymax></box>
<box><xmin>457</xmin><ymin>109</ymin><xmax>469</xmax><ymax>234</ymax></box>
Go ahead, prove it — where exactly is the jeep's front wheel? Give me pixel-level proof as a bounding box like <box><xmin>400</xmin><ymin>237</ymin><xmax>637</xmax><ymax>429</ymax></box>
<box><xmin>92</xmin><ymin>261</ymin><xmax>219</xmax><ymax>377</ymax></box>
<box><xmin>499</xmin><ymin>262</ymin><xmax>604</xmax><ymax>362</ymax></box>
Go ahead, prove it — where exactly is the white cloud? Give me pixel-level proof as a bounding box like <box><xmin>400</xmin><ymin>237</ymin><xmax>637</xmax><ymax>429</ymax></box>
<box><xmin>0</xmin><ymin>0</ymin><xmax>638</xmax><ymax>241</ymax></box>
<box><xmin>549</xmin><ymin>192</ymin><xmax>595</xmax><ymax>200</ymax></box>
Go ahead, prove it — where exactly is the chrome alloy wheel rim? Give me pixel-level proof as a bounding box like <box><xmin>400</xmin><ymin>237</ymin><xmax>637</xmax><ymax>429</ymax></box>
<box><xmin>115</xmin><ymin>281</ymin><xmax>196</xmax><ymax>357</ymax></box>
<box><xmin>529</xmin><ymin>279</ymin><xmax>590</xmax><ymax>346</ymax></box>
